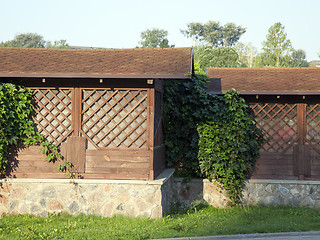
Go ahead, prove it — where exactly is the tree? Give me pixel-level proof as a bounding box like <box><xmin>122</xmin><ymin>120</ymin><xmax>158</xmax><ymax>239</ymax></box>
<box><xmin>138</xmin><ymin>28</ymin><xmax>174</xmax><ymax>48</ymax></box>
<box><xmin>1</xmin><ymin>33</ymin><xmax>47</xmax><ymax>48</ymax></box>
<box><xmin>181</xmin><ymin>20</ymin><xmax>246</xmax><ymax>47</ymax></box>
<box><xmin>290</xmin><ymin>49</ymin><xmax>309</xmax><ymax>67</ymax></box>
<box><xmin>235</xmin><ymin>42</ymin><xmax>257</xmax><ymax>68</ymax></box>
<box><xmin>261</xmin><ymin>22</ymin><xmax>292</xmax><ymax>67</ymax></box>
<box><xmin>46</xmin><ymin>40</ymin><xmax>70</xmax><ymax>49</ymax></box>
<box><xmin>0</xmin><ymin>33</ymin><xmax>70</xmax><ymax>49</ymax></box>
<box><xmin>195</xmin><ymin>45</ymin><xmax>239</xmax><ymax>68</ymax></box>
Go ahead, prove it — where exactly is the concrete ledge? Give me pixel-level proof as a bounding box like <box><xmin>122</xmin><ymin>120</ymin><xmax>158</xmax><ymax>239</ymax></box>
<box><xmin>247</xmin><ymin>179</ymin><xmax>320</xmax><ymax>185</ymax></box>
<box><xmin>0</xmin><ymin>168</ymin><xmax>175</xmax><ymax>218</ymax></box>
<box><xmin>2</xmin><ymin>172</ymin><xmax>320</xmax><ymax>219</ymax></box>
<box><xmin>1</xmin><ymin>168</ymin><xmax>175</xmax><ymax>186</ymax></box>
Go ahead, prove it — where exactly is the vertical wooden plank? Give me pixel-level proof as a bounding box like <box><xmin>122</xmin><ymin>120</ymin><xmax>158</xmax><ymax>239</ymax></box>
<box><xmin>303</xmin><ymin>145</ymin><xmax>311</xmax><ymax>178</ymax></box>
<box><xmin>154</xmin><ymin>79</ymin><xmax>164</xmax><ymax>93</ymax></box>
<box><xmin>293</xmin><ymin>144</ymin><xmax>311</xmax><ymax>179</ymax></box>
<box><xmin>147</xmin><ymin>87</ymin><xmax>155</xmax><ymax>180</ymax></box>
<box><xmin>66</xmin><ymin>136</ymin><xmax>86</xmax><ymax>173</ymax></box>
<box><xmin>72</xmin><ymin>88</ymin><xmax>81</xmax><ymax>137</ymax></box>
<box><xmin>297</xmin><ymin>104</ymin><xmax>306</xmax><ymax>144</ymax></box>
<box><xmin>73</xmin><ymin>136</ymin><xmax>86</xmax><ymax>173</ymax></box>
<box><xmin>60</xmin><ymin>142</ymin><xmax>68</xmax><ymax>162</ymax></box>
<box><xmin>294</xmin><ymin>104</ymin><xmax>310</xmax><ymax>179</ymax></box>
<box><xmin>293</xmin><ymin>144</ymin><xmax>299</xmax><ymax>176</ymax></box>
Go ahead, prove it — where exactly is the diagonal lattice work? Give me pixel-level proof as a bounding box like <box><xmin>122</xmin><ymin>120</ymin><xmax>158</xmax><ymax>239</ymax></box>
<box><xmin>306</xmin><ymin>104</ymin><xmax>320</xmax><ymax>154</ymax></box>
<box><xmin>250</xmin><ymin>103</ymin><xmax>297</xmax><ymax>153</ymax></box>
<box><xmin>33</xmin><ymin>88</ymin><xmax>73</xmax><ymax>146</ymax></box>
<box><xmin>81</xmin><ymin>89</ymin><xmax>148</xmax><ymax>149</ymax></box>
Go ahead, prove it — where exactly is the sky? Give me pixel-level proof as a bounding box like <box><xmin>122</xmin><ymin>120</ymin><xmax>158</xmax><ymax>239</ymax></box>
<box><xmin>1</xmin><ymin>0</ymin><xmax>320</xmax><ymax>61</ymax></box>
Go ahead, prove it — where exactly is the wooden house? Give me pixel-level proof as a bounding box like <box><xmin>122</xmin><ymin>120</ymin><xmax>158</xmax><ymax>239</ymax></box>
<box><xmin>0</xmin><ymin>47</ymin><xmax>194</xmax><ymax>180</ymax></box>
<box><xmin>207</xmin><ymin>68</ymin><xmax>320</xmax><ymax>180</ymax></box>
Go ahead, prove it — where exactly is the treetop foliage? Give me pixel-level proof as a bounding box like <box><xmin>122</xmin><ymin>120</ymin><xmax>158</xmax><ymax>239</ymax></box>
<box><xmin>194</xmin><ymin>45</ymin><xmax>240</xmax><ymax>68</ymax></box>
<box><xmin>138</xmin><ymin>28</ymin><xmax>174</xmax><ymax>48</ymax></box>
<box><xmin>181</xmin><ymin>20</ymin><xmax>246</xmax><ymax>48</ymax></box>
<box><xmin>0</xmin><ymin>33</ymin><xmax>70</xmax><ymax>49</ymax></box>
<box><xmin>261</xmin><ymin>22</ymin><xmax>293</xmax><ymax>67</ymax></box>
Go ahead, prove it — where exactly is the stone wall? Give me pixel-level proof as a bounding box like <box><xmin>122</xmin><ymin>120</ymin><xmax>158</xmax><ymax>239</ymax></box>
<box><xmin>170</xmin><ymin>178</ymin><xmax>320</xmax><ymax>209</ymax></box>
<box><xmin>0</xmin><ymin>169</ymin><xmax>174</xmax><ymax>218</ymax></box>
<box><xmin>243</xmin><ymin>179</ymin><xmax>320</xmax><ymax>207</ymax></box>
<box><xmin>170</xmin><ymin>178</ymin><xmax>229</xmax><ymax>209</ymax></box>
<box><xmin>2</xmin><ymin>170</ymin><xmax>320</xmax><ymax>219</ymax></box>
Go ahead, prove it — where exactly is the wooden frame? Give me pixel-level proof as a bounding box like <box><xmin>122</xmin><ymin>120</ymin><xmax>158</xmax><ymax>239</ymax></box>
<box><xmin>246</xmin><ymin>96</ymin><xmax>320</xmax><ymax>180</ymax></box>
<box><xmin>5</xmin><ymin>78</ymin><xmax>166</xmax><ymax>180</ymax></box>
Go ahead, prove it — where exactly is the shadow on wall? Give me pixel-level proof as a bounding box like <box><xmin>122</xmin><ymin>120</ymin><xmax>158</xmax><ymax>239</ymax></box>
<box><xmin>169</xmin><ymin>178</ymin><xmax>229</xmax><ymax>211</ymax></box>
<box><xmin>206</xmin><ymin>78</ymin><xmax>222</xmax><ymax>95</ymax></box>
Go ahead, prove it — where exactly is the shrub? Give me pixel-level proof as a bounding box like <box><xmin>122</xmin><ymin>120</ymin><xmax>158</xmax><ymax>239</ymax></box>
<box><xmin>163</xmin><ymin>70</ymin><xmax>263</xmax><ymax>205</ymax></box>
<box><xmin>163</xmin><ymin>71</ymin><xmax>224</xmax><ymax>177</ymax></box>
<box><xmin>197</xmin><ymin>90</ymin><xmax>264</xmax><ymax>205</ymax></box>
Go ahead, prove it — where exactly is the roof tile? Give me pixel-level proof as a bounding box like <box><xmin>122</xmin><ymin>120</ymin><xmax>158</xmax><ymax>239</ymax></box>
<box><xmin>0</xmin><ymin>47</ymin><xmax>193</xmax><ymax>79</ymax></box>
<box><xmin>207</xmin><ymin>68</ymin><xmax>320</xmax><ymax>94</ymax></box>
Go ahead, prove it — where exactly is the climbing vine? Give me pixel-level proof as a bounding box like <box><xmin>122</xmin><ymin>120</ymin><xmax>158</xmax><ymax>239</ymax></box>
<box><xmin>0</xmin><ymin>83</ymin><xmax>71</xmax><ymax>176</ymax></box>
<box><xmin>197</xmin><ymin>90</ymin><xmax>264</xmax><ymax>205</ymax></box>
<box><xmin>163</xmin><ymin>70</ymin><xmax>222</xmax><ymax>177</ymax></box>
<box><xmin>163</xmin><ymin>69</ymin><xmax>264</xmax><ymax>205</ymax></box>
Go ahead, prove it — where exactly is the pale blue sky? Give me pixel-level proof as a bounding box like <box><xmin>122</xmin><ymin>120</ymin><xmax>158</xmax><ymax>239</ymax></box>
<box><xmin>1</xmin><ymin>0</ymin><xmax>319</xmax><ymax>61</ymax></box>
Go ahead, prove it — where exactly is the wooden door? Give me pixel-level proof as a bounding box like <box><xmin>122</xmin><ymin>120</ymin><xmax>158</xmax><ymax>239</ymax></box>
<box><xmin>250</xmin><ymin>102</ymin><xmax>298</xmax><ymax>179</ymax></box>
<box><xmin>249</xmin><ymin>101</ymin><xmax>320</xmax><ymax>180</ymax></box>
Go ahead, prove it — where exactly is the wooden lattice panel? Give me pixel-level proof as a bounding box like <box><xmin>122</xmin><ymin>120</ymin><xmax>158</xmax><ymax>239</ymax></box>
<box><xmin>250</xmin><ymin>103</ymin><xmax>297</xmax><ymax>153</ymax></box>
<box><xmin>33</xmin><ymin>88</ymin><xmax>73</xmax><ymax>146</ymax></box>
<box><xmin>81</xmin><ymin>89</ymin><xmax>148</xmax><ymax>149</ymax></box>
<box><xmin>306</xmin><ymin>104</ymin><xmax>320</xmax><ymax>154</ymax></box>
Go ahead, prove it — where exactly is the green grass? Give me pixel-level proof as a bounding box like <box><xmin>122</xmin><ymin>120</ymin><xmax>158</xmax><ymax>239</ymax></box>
<box><xmin>1</xmin><ymin>205</ymin><xmax>320</xmax><ymax>239</ymax></box>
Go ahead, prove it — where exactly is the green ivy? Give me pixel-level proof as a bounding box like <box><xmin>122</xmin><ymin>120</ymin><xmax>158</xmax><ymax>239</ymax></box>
<box><xmin>197</xmin><ymin>90</ymin><xmax>264</xmax><ymax>205</ymax></box>
<box><xmin>163</xmin><ymin>71</ymin><xmax>224</xmax><ymax>177</ymax></box>
<box><xmin>0</xmin><ymin>83</ymin><xmax>71</xmax><ymax>176</ymax></box>
<box><xmin>163</xmin><ymin>70</ymin><xmax>263</xmax><ymax>205</ymax></box>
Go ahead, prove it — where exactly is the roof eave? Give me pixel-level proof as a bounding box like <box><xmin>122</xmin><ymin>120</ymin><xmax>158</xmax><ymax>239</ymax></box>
<box><xmin>208</xmin><ymin>91</ymin><xmax>320</xmax><ymax>95</ymax></box>
<box><xmin>0</xmin><ymin>73</ymin><xmax>192</xmax><ymax>79</ymax></box>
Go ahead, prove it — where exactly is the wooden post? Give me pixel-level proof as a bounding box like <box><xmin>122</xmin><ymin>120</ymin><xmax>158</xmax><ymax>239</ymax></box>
<box><xmin>297</xmin><ymin>104</ymin><xmax>306</xmax><ymax>145</ymax></box>
<box><xmin>147</xmin><ymin>87</ymin><xmax>155</xmax><ymax>180</ymax></box>
<box><xmin>293</xmin><ymin>104</ymin><xmax>311</xmax><ymax>179</ymax></box>
<box><xmin>72</xmin><ymin>88</ymin><xmax>81</xmax><ymax>137</ymax></box>
<box><xmin>293</xmin><ymin>144</ymin><xmax>311</xmax><ymax>179</ymax></box>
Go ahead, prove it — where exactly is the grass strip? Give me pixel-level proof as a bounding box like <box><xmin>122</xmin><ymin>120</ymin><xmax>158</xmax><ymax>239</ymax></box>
<box><xmin>1</xmin><ymin>205</ymin><xmax>320</xmax><ymax>239</ymax></box>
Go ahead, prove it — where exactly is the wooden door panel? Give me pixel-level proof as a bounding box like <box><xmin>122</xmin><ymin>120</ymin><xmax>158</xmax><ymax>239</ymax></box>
<box><xmin>251</xmin><ymin>102</ymin><xmax>320</xmax><ymax>180</ymax></box>
<box><xmin>252</xmin><ymin>153</ymin><xmax>294</xmax><ymax>179</ymax></box>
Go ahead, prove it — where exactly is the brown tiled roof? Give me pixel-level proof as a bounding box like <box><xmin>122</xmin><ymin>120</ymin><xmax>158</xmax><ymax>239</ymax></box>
<box><xmin>0</xmin><ymin>47</ymin><xmax>193</xmax><ymax>79</ymax></box>
<box><xmin>207</xmin><ymin>68</ymin><xmax>320</xmax><ymax>95</ymax></box>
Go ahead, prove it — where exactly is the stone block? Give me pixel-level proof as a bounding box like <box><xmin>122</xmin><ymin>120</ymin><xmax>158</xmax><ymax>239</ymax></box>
<box><xmin>41</xmin><ymin>187</ymin><xmax>56</xmax><ymax>198</ymax></box>
<box><xmin>279</xmin><ymin>185</ymin><xmax>290</xmax><ymax>196</ymax></box>
<box><xmin>1</xmin><ymin>183</ymin><xmax>11</xmax><ymax>193</ymax></box>
<box><xmin>302</xmin><ymin>196</ymin><xmax>315</xmax><ymax>207</ymax></box>
<box><xmin>48</xmin><ymin>200</ymin><xmax>64</xmax><ymax>211</ymax></box>
<box><xmin>68</xmin><ymin>201</ymin><xmax>80</xmax><ymax>213</ymax></box>
<box><xmin>0</xmin><ymin>195</ymin><xmax>7</xmax><ymax>205</ymax></box>
<box><xmin>30</xmin><ymin>205</ymin><xmax>41</xmax><ymax>213</ymax></box>
<box><xmin>151</xmin><ymin>206</ymin><xmax>162</xmax><ymax>218</ymax></box>
<box><xmin>19</xmin><ymin>204</ymin><xmax>29</xmax><ymax>214</ymax></box>
<box><xmin>102</xmin><ymin>202</ymin><xmax>115</xmax><ymax>218</ymax></box>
